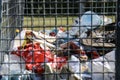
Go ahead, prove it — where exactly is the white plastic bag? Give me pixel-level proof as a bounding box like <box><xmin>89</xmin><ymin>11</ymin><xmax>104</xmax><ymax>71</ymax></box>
<box><xmin>68</xmin><ymin>55</ymin><xmax>82</xmax><ymax>79</ymax></box>
<box><xmin>0</xmin><ymin>54</ymin><xmax>25</xmax><ymax>75</ymax></box>
<box><xmin>104</xmin><ymin>50</ymin><xmax>115</xmax><ymax>72</ymax></box>
<box><xmin>67</xmin><ymin>55</ymin><xmax>91</xmax><ymax>80</ymax></box>
<box><xmin>80</xmin><ymin>11</ymin><xmax>102</xmax><ymax>30</ymax></box>
<box><xmin>87</xmin><ymin>50</ymin><xmax>115</xmax><ymax>80</ymax></box>
<box><xmin>100</xmin><ymin>15</ymin><xmax>112</xmax><ymax>25</ymax></box>
<box><xmin>69</xmin><ymin>18</ymin><xmax>88</xmax><ymax>38</ymax></box>
<box><xmin>56</xmin><ymin>30</ymin><xmax>67</xmax><ymax>38</ymax></box>
<box><xmin>69</xmin><ymin>18</ymin><xmax>80</xmax><ymax>35</ymax></box>
<box><xmin>10</xmin><ymin>30</ymin><xmax>26</xmax><ymax>51</ymax></box>
<box><xmin>88</xmin><ymin>57</ymin><xmax>112</xmax><ymax>73</ymax></box>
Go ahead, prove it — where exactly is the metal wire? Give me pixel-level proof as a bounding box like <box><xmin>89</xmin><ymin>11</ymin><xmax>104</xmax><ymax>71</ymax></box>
<box><xmin>0</xmin><ymin>0</ymin><xmax>25</xmax><ymax>79</ymax></box>
<box><xmin>0</xmin><ymin>0</ymin><xmax>116</xmax><ymax>80</ymax></box>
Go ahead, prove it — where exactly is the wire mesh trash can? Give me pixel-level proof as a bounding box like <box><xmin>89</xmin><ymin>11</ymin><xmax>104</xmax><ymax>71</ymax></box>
<box><xmin>0</xmin><ymin>0</ymin><xmax>24</xmax><ymax>63</ymax></box>
<box><xmin>0</xmin><ymin>0</ymin><xmax>117</xmax><ymax>80</ymax></box>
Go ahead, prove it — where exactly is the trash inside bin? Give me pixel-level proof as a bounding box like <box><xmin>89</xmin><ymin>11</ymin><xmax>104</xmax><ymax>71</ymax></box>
<box><xmin>0</xmin><ymin>10</ymin><xmax>115</xmax><ymax>79</ymax></box>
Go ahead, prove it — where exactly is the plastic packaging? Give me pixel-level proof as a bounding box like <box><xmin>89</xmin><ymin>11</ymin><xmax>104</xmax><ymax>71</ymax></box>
<box><xmin>11</xmin><ymin>42</ymin><xmax>67</xmax><ymax>74</ymax></box>
<box><xmin>0</xmin><ymin>54</ymin><xmax>25</xmax><ymax>75</ymax></box>
<box><xmin>33</xmin><ymin>31</ymin><xmax>56</xmax><ymax>43</ymax></box>
<box><xmin>0</xmin><ymin>54</ymin><xmax>26</xmax><ymax>80</ymax></box>
<box><xmin>10</xmin><ymin>30</ymin><xmax>27</xmax><ymax>51</ymax></box>
<box><xmin>104</xmin><ymin>50</ymin><xmax>115</xmax><ymax>72</ymax></box>
<box><xmin>68</xmin><ymin>55</ymin><xmax>82</xmax><ymax>79</ymax></box>
<box><xmin>1</xmin><ymin>70</ymin><xmax>38</xmax><ymax>80</ymax></box>
<box><xmin>100</xmin><ymin>15</ymin><xmax>112</xmax><ymax>25</ymax></box>
<box><xmin>87</xmin><ymin>52</ymin><xmax>114</xmax><ymax>80</ymax></box>
<box><xmin>49</xmin><ymin>27</ymin><xmax>58</xmax><ymax>36</ymax></box>
<box><xmin>56</xmin><ymin>29</ymin><xmax>67</xmax><ymax>38</ymax></box>
<box><xmin>78</xmin><ymin>27</ymin><xmax>88</xmax><ymax>38</ymax></box>
<box><xmin>51</xmin><ymin>55</ymin><xmax>67</xmax><ymax>70</ymax></box>
<box><xmin>80</xmin><ymin>11</ymin><xmax>103</xmax><ymax>30</ymax></box>
<box><xmin>11</xmin><ymin>42</ymin><xmax>53</xmax><ymax>74</ymax></box>
<box><xmin>88</xmin><ymin>57</ymin><xmax>112</xmax><ymax>73</ymax></box>
<box><xmin>69</xmin><ymin>18</ymin><xmax>80</xmax><ymax>36</ymax></box>
<box><xmin>67</xmin><ymin>55</ymin><xmax>91</xmax><ymax>79</ymax></box>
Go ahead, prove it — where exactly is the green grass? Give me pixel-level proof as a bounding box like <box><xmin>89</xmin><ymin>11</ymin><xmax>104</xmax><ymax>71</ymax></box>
<box><xmin>23</xmin><ymin>16</ymin><xmax>77</xmax><ymax>31</ymax></box>
<box><xmin>23</xmin><ymin>16</ymin><xmax>115</xmax><ymax>31</ymax></box>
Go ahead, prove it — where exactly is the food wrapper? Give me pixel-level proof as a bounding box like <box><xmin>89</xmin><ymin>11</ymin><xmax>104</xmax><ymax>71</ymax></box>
<box><xmin>11</xmin><ymin>42</ymin><xmax>54</xmax><ymax>74</ymax></box>
<box><xmin>11</xmin><ymin>42</ymin><xmax>67</xmax><ymax>74</ymax></box>
<box><xmin>51</xmin><ymin>55</ymin><xmax>67</xmax><ymax>70</ymax></box>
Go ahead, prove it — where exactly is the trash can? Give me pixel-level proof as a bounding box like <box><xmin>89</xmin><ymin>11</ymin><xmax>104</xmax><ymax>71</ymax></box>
<box><xmin>0</xmin><ymin>0</ymin><xmax>117</xmax><ymax>80</ymax></box>
<box><xmin>0</xmin><ymin>0</ymin><xmax>24</xmax><ymax>62</ymax></box>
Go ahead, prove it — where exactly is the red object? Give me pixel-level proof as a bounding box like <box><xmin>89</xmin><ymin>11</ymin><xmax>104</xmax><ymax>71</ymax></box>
<box><xmin>49</xmin><ymin>32</ymin><xmax>56</xmax><ymax>36</ymax></box>
<box><xmin>51</xmin><ymin>56</ymin><xmax>67</xmax><ymax>69</ymax></box>
<box><xmin>11</xmin><ymin>42</ymin><xmax>67</xmax><ymax>74</ymax></box>
<box><xmin>86</xmin><ymin>51</ymin><xmax>100</xmax><ymax>59</ymax></box>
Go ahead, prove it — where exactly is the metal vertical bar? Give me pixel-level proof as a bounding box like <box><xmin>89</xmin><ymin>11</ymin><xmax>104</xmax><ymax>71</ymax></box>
<box><xmin>21</xmin><ymin>0</ymin><xmax>25</xmax><ymax>31</ymax></box>
<box><xmin>19</xmin><ymin>0</ymin><xmax>24</xmax><ymax>31</ymax></box>
<box><xmin>0</xmin><ymin>0</ymin><xmax>1</xmax><ymax>25</ymax></box>
<box><xmin>116</xmin><ymin>0</ymin><xmax>120</xmax><ymax>80</ymax></box>
<box><xmin>0</xmin><ymin>0</ymin><xmax>2</xmax><ymax>64</ymax></box>
<box><xmin>0</xmin><ymin>0</ymin><xmax>1</xmax><ymax>32</ymax></box>
<box><xmin>79</xmin><ymin>0</ymin><xmax>85</xmax><ymax>16</ymax></box>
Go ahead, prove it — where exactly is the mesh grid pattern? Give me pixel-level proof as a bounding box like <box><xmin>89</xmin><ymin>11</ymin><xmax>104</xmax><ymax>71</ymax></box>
<box><xmin>1</xmin><ymin>0</ymin><xmax>24</xmax><ymax>50</ymax></box>
<box><xmin>0</xmin><ymin>0</ymin><xmax>24</xmax><ymax>64</ymax></box>
<box><xmin>0</xmin><ymin>0</ymin><xmax>117</xmax><ymax>80</ymax></box>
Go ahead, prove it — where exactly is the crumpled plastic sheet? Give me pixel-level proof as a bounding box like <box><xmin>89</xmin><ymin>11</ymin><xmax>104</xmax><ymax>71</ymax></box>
<box><xmin>87</xmin><ymin>50</ymin><xmax>115</xmax><ymax>80</ymax></box>
<box><xmin>0</xmin><ymin>54</ymin><xmax>25</xmax><ymax>75</ymax></box>
<box><xmin>0</xmin><ymin>54</ymin><xmax>28</xmax><ymax>80</ymax></box>
<box><xmin>11</xmin><ymin>42</ymin><xmax>67</xmax><ymax>74</ymax></box>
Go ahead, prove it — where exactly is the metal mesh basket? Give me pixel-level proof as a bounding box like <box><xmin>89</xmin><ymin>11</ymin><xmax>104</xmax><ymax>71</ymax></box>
<box><xmin>0</xmin><ymin>0</ymin><xmax>24</xmax><ymax>64</ymax></box>
<box><xmin>0</xmin><ymin>0</ymin><xmax>117</xmax><ymax>80</ymax></box>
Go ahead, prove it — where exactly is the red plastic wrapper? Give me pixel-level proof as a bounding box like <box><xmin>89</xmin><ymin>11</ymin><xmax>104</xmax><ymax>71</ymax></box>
<box><xmin>11</xmin><ymin>42</ymin><xmax>67</xmax><ymax>74</ymax></box>
<box><xmin>51</xmin><ymin>56</ymin><xmax>67</xmax><ymax>70</ymax></box>
<box><xmin>12</xmin><ymin>42</ymin><xmax>53</xmax><ymax>73</ymax></box>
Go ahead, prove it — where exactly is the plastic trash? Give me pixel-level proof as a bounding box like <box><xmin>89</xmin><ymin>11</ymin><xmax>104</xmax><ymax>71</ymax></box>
<box><xmin>100</xmin><ymin>15</ymin><xmax>113</xmax><ymax>25</ymax></box>
<box><xmin>87</xmin><ymin>52</ymin><xmax>114</xmax><ymax>80</ymax></box>
<box><xmin>33</xmin><ymin>39</ymin><xmax>56</xmax><ymax>48</ymax></box>
<box><xmin>68</xmin><ymin>16</ymin><xmax>88</xmax><ymax>38</ymax></box>
<box><xmin>11</xmin><ymin>42</ymin><xmax>67</xmax><ymax>74</ymax></box>
<box><xmin>0</xmin><ymin>54</ymin><xmax>25</xmax><ymax>75</ymax></box>
<box><xmin>10</xmin><ymin>30</ymin><xmax>27</xmax><ymax>51</ymax></box>
<box><xmin>11</xmin><ymin>42</ymin><xmax>54</xmax><ymax>74</ymax></box>
<box><xmin>0</xmin><ymin>54</ymin><xmax>26</xmax><ymax>80</ymax></box>
<box><xmin>25</xmin><ymin>30</ymin><xmax>56</xmax><ymax>43</ymax></box>
<box><xmin>1</xmin><ymin>70</ymin><xmax>37</xmax><ymax>80</ymax></box>
<box><xmin>88</xmin><ymin>57</ymin><xmax>112</xmax><ymax>73</ymax></box>
<box><xmin>104</xmin><ymin>50</ymin><xmax>115</xmax><ymax>72</ymax></box>
<box><xmin>25</xmin><ymin>31</ymin><xmax>56</xmax><ymax>48</ymax></box>
<box><xmin>56</xmin><ymin>28</ymin><xmax>67</xmax><ymax>38</ymax></box>
<box><xmin>80</xmin><ymin>11</ymin><xmax>103</xmax><ymax>30</ymax></box>
<box><xmin>33</xmin><ymin>31</ymin><xmax>56</xmax><ymax>43</ymax></box>
<box><xmin>68</xmin><ymin>55</ymin><xmax>82</xmax><ymax>79</ymax></box>
<box><xmin>49</xmin><ymin>27</ymin><xmax>58</xmax><ymax>36</ymax></box>
<box><xmin>69</xmin><ymin>18</ymin><xmax>81</xmax><ymax>36</ymax></box>
<box><xmin>68</xmin><ymin>11</ymin><xmax>112</xmax><ymax>38</ymax></box>
<box><xmin>51</xmin><ymin>55</ymin><xmax>67</xmax><ymax>70</ymax></box>
<box><xmin>68</xmin><ymin>55</ymin><xmax>91</xmax><ymax>80</ymax></box>
<box><xmin>5</xmin><ymin>29</ymin><xmax>115</xmax><ymax>80</ymax></box>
